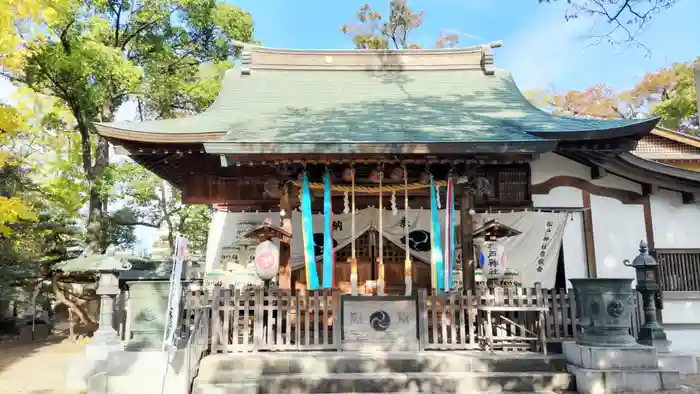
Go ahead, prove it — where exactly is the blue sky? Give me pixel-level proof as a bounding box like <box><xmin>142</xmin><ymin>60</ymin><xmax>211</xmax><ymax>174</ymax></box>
<box><xmin>230</xmin><ymin>0</ymin><xmax>700</xmax><ymax>92</ymax></box>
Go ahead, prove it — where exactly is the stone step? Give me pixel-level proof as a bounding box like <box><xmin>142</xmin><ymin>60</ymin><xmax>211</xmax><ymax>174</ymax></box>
<box><xmin>194</xmin><ymin>386</ymin><xmax>574</xmax><ymax>394</ymax></box>
<box><xmin>254</xmin><ymin>371</ymin><xmax>574</xmax><ymax>393</ymax></box>
<box><xmin>193</xmin><ymin>372</ymin><xmax>575</xmax><ymax>394</ymax></box>
<box><xmin>197</xmin><ymin>351</ymin><xmax>567</xmax><ymax>379</ymax></box>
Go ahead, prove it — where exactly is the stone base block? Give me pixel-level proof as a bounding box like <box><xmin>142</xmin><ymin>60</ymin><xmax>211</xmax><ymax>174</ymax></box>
<box><xmin>71</xmin><ymin>349</ymin><xmax>188</xmax><ymax>394</ymax></box>
<box><xmin>340</xmin><ymin>340</ymin><xmax>419</xmax><ymax>352</ymax></box>
<box><xmin>563</xmin><ymin>341</ymin><xmax>658</xmax><ymax>370</ymax></box>
<box><xmin>65</xmin><ymin>355</ymin><xmax>106</xmax><ymax>390</ymax></box>
<box><xmin>193</xmin><ymin>382</ymin><xmax>258</xmax><ymax>394</ymax></box>
<box><xmin>658</xmin><ymin>352</ymin><xmax>698</xmax><ymax>374</ymax></box>
<box><xmin>567</xmin><ymin>365</ymin><xmax>680</xmax><ymax>393</ymax></box>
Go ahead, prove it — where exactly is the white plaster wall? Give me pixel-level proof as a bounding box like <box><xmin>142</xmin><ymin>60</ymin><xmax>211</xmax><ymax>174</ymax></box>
<box><xmin>661</xmin><ymin>294</ymin><xmax>700</xmax><ymax>356</ymax></box>
<box><xmin>651</xmin><ymin>189</ymin><xmax>700</xmax><ymax>249</ymax></box>
<box><xmin>589</xmin><ymin>191</ymin><xmax>646</xmax><ymax>280</ymax></box>
<box><xmin>562</xmin><ymin>212</ymin><xmax>587</xmax><ymax>287</ymax></box>
<box><xmin>531</xmin><ymin>153</ymin><xmax>700</xmax><ymax>354</ymax></box>
<box><xmin>531</xmin><ymin>153</ymin><xmax>585</xmax><ymax>208</ymax></box>
<box><xmin>530</xmin><ymin>154</ymin><xmax>645</xmax><ymax>283</ymax></box>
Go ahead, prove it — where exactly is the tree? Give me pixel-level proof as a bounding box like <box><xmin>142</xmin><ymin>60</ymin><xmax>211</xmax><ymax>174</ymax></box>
<box><xmin>341</xmin><ymin>1</ymin><xmax>465</xmax><ymax>50</ymax></box>
<box><xmin>341</xmin><ymin>1</ymin><xmax>424</xmax><ymax>49</ymax></box>
<box><xmin>636</xmin><ymin>62</ymin><xmax>698</xmax><ymax>131</ymax></box>
<box><xmin>108</xmin><ymin>161</ymin><xmax>212</xmax><ymax>254</ymax></box>
<box><xmin>0</xmin><ymin>0</ymin><xmax>66</xmax><ymax>233</ymax></box>
<box><xmin>3</xmin><ymin>0</ymin><xmax>255</xmax><ymax>255</ymax></box>
<box><xmin>526</xmin><ymin>60</ymin><xmax>698</xmax><ymax>135</ymax></box>
<box><xmin>539</xmin><ymin>0</ymin><xmax>677</xmax><ymax>50</ymax></box>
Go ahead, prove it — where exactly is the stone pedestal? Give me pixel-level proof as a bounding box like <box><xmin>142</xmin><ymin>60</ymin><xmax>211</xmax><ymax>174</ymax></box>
<box><xmin>565</xmin><ymin>278</ymin><xmax>682</xmax><ymax>393</ymax></box>
<box><xmin>564</xmin><ymin>342</ymin><xmax>681</xmax><ymax>393</ymax></box>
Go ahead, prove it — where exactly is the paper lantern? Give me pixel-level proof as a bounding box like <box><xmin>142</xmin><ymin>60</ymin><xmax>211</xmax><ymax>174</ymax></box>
<box><xmin>254</xmin><ymin>240</ymin><xmax>280</xmax><ymax>281</ymax></box>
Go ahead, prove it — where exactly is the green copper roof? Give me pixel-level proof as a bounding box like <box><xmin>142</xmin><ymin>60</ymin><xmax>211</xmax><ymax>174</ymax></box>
<box><xmin>94</xmin><ymin>46</ymin><xmax>659</xmax><ymax>155</ymax></box>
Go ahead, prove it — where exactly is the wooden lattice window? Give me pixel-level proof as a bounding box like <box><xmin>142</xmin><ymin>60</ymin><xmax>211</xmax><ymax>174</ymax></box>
<box><xmin>475</xmin><ymin>165</ymin><xmax>531</xmax><ymax>207</ymax></box>
<box><xmin>657</xmin><ymin>249</ymin><xmax>700</xmax><ymax>292</ymax></box>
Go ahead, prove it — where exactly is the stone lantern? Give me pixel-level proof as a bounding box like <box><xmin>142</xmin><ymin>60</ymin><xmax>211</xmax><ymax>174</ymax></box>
<box><xmin>57</xmin><ymin>245</ymin><xmax>132</xmax><ymax>360</ymax></box>
<box><xmin>624</xmin><ymin>240</ymin><xmax>671</xmax><ymax>352</ymax></box>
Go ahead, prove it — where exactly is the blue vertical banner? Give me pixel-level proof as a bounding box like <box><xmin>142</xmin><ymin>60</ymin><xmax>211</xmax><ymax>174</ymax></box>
<box><xmin>301</xmin><ymin>173</ymin><xmax>320</xmax><ymax>290</ymax></box>
<box><xmin>430</xmin><ymin>175</ymin><xmax>444</xmax><ymax>294</ymax></box>
<box><xmin>447</xmin><ymin>178</ymin><xmax>456</xmax><ymax>292</ymax></box>
<box><xmin>322</xmin><ymin>171</ymin><xmax>335</xmax><ymax>289</ymax></box>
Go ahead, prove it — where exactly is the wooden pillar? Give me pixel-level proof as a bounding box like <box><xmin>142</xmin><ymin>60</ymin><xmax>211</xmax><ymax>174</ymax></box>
<box><xmin>460</xmin><ymin>189</ymin><xmax>475</xmax><ymax>293</ymax></box>
<box><xmin>581</xmin><ymin>190</ymin><xmax>598</xmax><ymax>278</ymax></box>
<box><xmin>278</xmin><ymin>182</ymin><xmax>292</xmax><ymax>289</ymax></box>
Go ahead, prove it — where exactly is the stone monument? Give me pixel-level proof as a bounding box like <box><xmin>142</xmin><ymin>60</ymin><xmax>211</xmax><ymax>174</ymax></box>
<box><xmin>341</xmin><ymin>295</ymin><xmax>419</xmax><ymax>351</ymax></box>
<box><xmin>564</xmin><ymin>277</ymin><xmax>681</xmax><ymax>393</ymax></box>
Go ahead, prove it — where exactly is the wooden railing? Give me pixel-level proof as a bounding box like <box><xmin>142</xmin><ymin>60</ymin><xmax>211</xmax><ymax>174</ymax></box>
<box><xmin>183</xmin><ymin>286</ymin><xmax>644</xmax><ymax>353</ymax></box>
<box><xmin>657</xmin><ymin>249</ymin><xmax>700</xmax><ymax>291</ymax></box>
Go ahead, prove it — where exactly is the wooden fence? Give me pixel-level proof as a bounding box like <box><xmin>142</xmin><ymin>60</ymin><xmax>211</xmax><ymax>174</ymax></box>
<box><xmin>182</xmin><ymin>286</ymin><xmax>644</xmax><ymax>353</ymax></box>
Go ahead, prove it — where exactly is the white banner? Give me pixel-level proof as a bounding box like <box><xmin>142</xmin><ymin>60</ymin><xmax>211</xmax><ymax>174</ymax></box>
<box><xmin>475</xmin><ymin>212</ymin><xmax>569</xmax><ymax>288</ymax></box>
<box><xmin>204</xmin><ymin>211</ymin><xmax>280</xmax><ymax>272</ymax></box>
<box><xmin>163</xmin><ymin>236</ymin><xmax>187</xmax><ymax>351</ymax></box>
<box><xmin>204</xmin><ymin>209</ymin><xmax>568</xmax><ymax>288</ymax></box>
<box><xmin>290</xmin><ymin>208</ymin><xmax>461</xmax><ymax>267</ymax></box>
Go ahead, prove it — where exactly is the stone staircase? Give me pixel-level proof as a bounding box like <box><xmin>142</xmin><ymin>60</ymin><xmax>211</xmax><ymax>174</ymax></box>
<box><xmin>192</xmin><ymin>351</ymin><xmax>576</xmax><ymax>394</ymax></box>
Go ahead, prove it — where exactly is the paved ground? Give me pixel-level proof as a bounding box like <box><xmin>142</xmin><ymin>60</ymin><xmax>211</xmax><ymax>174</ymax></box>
<box><xmin>0</xmin><ymin>336</ymin><xmax>85</xmax><ymax>394</ymax></box>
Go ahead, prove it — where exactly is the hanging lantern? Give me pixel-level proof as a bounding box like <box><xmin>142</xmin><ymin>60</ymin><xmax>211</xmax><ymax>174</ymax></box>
<box><xmin>390</xmin><ymin>166</ymin><xmax>404</xmax><ymax>181</ymax></box>
<box><xmin>342</xmin><ymin>168</ymin><xmax>353</xmax><ymax>183</ymax></box>
<box><xmin>369</xmin><ymin>167</ymin><xmax>384</xmax><ymax>183</ymax></box>
<box><xmin>263</xmin><ymin>178</ymin><xmax>281</xmax><ymax>199</ymax></box>
<box><xmin>419</xmin><ymin>171</ymin><xmax>430</xmax><ymax>185</ymax></box>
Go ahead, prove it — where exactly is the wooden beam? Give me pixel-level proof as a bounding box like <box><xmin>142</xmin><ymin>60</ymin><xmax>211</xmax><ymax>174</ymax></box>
<box><xmin>581</xmin><ymin>191</ymin><xmax>597</xmax><ymax>278</ymax></box>
<box><xmin>460</xmin><ymin>188</ymin><xmax>475</xmax><ymax>292</ymax></box>
<box><xmin>641</xmin><ymin>183</ymin><xmax>659</xmax><ymax>197</ymax></box>
<box><xmin>590</xmin><ymin>166</ymin><xmax>607</xmax><ymax>180</ymax></box>
<box><xmin>682</xmin><ymin>192</ymin><xmax>696</xmax><ymax>204</ymax></box>
<box><xmin>642</xmin><ymin>196</ymin><xmax>655</xmax><ymax>251</ymax></box>
<box><xmin>278</xmin><ymin>183</ymin><xmax>292</xmax><ymax>289</ymax></box>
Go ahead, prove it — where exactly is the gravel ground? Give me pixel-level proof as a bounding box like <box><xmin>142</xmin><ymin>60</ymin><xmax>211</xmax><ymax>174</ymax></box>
<box><xmin>0</xmin><ymin>336</ymin><xmax>85</xmax><ymax>394</ymax></box>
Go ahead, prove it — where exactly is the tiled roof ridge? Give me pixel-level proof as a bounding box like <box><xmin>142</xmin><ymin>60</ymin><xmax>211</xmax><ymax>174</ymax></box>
<box><xmin>232</xmin><ymin>40</ymin><xmax>503</xmax><ymax>75</ymax></box>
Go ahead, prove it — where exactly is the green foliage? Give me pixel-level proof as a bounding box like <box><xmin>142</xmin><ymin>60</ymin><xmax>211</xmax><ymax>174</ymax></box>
<box><xmin>525</xmin><ymin>59</ymin><xmax>698</xmax><ymax>135</ymax></box>
<box><xmin>645</xmin><ymin>62</ymin><xmax>698</xmax><ymax>131</ymax></box>
<box><xmin>5</xmin><ymin>0</ymin><xmax>256</xmax><ymax>254</ymax></box>
<box><xmin>107</xmin><ymin>161</ymin><xmax>212</xmax><ymax>254</ymax></box>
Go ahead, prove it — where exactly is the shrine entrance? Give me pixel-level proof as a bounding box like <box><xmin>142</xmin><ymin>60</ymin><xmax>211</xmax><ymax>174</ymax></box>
<box><xmin>293</xmin><ymin>230</ymin><xmax>432</xmax><ymax>295</ymax></box>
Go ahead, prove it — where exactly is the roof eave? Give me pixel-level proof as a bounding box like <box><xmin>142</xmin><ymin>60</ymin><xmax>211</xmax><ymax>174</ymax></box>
<box><xmin>94</xmin><ymin>122</ymin><xmax>226</xmax><ymax>144</ymax></box>
<box><xmin>617</xmin><ymin>152</ymin><xmax>700</xmax><ymax>184</ymax></box>
<box><xmin>202</xmin><ymin>140</ymin><xmax>559</xmax><ymax>155</ymax></box>
<box><xmin>651</xmin><ymin>127</ymin><xmax>700</xmax><ymax>148</ymax></box>
<box><xmin>529</xmin><ymin>117</ymin><xmax>661</xmax><ymax>141</ymax></box>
